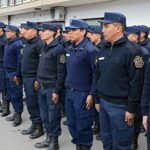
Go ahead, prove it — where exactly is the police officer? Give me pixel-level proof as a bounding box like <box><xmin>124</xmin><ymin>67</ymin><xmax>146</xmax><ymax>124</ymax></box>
<box><xmin>0</xmin><ymin>22</ymin><xmax>8</xmax><ymax>114</ymax></box>
<box><xmin>126</xmin><ymin>26</ymin><xmax>149</xmax><ymax>150</ymax></box>
<box><xmin>65</xmin><ymin>19</ymin><xmax>97</xmax><ymax>150</ymax></box>
<box><xmin>139</xmin><ymin>25</ymin><xmax>150</xmax><ymax>52</ymax></box>
<box><xmin>3</xmin><ymin>25</ymin><xmax>23</xmax><ymax>127</ymax></box>
<box><xmin>21</xmin><ymin>21</ymin><xmax>44</xmax><ymax>139</ymax></box>
<box><xmin>86</xmin><ymin>25</ymin><xmax>103</xmax><ymax>140</ymax></box>
<box><xmin>95</xmin><ymin>12</ymin><xmax>144</xmax><ymax>150</ymax></box>
<box><xmin>34</xmin><ymin>23</ymin><xmax>66</xmax><ymax>150</ymax></box>
<box><xmin>54</xmin><ymin>23</ymin><xmax>66</xmax><ymax>48</ymax></box>
<box><xmin>141</xmin><ymin>58</ymin><xmax>150</xmax><ymax>150</ymax></box>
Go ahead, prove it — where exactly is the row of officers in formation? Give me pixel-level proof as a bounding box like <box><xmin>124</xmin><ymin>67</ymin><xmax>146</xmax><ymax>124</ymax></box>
<box><xmin>0</xmin><ymin>11</ymin><xmax>150</xmax><ymax>150</ymax></box>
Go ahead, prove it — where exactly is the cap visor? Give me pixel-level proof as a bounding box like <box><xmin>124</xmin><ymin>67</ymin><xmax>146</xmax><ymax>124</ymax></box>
<box><xmin>98</xmin><ymin>19</ymin><xmax>114</xmax><ymax>24</ymax></box>
<box><xmin>65</xmin><ymin>25</ymin><xmax>80</xmax><ymax>30</ymax></box>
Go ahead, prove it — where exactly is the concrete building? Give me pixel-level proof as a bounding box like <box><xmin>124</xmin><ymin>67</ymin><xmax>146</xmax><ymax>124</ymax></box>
<box><xmin>0</xmin><ymin>0</ymin><xmax>149</xmax><ymax>27</ymax></box>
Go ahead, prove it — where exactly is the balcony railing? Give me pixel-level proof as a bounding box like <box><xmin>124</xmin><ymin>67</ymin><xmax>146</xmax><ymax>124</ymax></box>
<box><xmin>0</xmin><ymin>0</ymin><xmax>37</xmax><ymax>8</ymax></box>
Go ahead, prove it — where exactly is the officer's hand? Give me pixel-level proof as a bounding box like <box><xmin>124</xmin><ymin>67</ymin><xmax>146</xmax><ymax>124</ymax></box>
<box><xmin>34</xmin><ymin>81</ymin><xmax>39</xmax><ymax>91</ymax></box>
<box><xmin>52</xmin><ymin>93</ymin><xmax>59</xmax><ymax>104</ymax></box>
<box><xmin>143</xmin><ymin>116</ymin><xmax>148</xmax><ymax>131</ymax></box>
<box><xmin>125</xmin><ymin>111</ymin><xmax>135</xmax><ymax>126</ymax></box>
<box><xmin>95</xmin><ymin>104</ymin><xmax>100</xmax><ymax>112</ymax></box>
<box><xmin>13</xmin><ymin>76</ymin><xmax>21</xmax><ymax>85</ymax></box>
<box><xmin>86</xmin><ymin>95</ymin><xmax>93</xmax><ymax>110</ymax></box>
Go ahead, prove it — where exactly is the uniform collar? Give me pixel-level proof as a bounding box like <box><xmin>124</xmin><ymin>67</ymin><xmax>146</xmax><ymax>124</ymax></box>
<box><xmin>44</xmin><ymin>39</ymin><xmax>58</xmax><ymax>52</ymax></box>
<box><xmin>7</xmin><ymin>37</ymin><xmax>20</xmax><ymax>45</ymax></box>
<box><xmin>56</xmin><ymin>35</ymin><xmax>63</xmax><ymax>42</ymax></box>
<box><xmin>70</xmin><ymin>37</ymin><xmax>88</xmax><ymax>51</ymax></box>
<box><xmin>104</xmin><ymin>36</ymin><xmax>127</xmax><ymax>48</ymax></box>
<box><xmin>28</xmin><ymin>35</ymin><xmax>40</xmax><ymax>44</ymax></box>
<box><xmin>140</xmin><ymin>39</ymin><xmax>149</xmax><ymax>46</ymax></box>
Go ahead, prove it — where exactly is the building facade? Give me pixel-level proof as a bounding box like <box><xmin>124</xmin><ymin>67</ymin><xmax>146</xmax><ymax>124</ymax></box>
<box><xmin>0</xmin><ymin>0</ymin><xmax>149</xmax><ymax>26</ymax></box>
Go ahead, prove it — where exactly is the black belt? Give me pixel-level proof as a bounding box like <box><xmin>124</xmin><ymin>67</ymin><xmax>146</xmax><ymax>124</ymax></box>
<box><xmin>40</xmin><ymin>83</ymin><xmax>55</xmax><ymax>89</ymax></box>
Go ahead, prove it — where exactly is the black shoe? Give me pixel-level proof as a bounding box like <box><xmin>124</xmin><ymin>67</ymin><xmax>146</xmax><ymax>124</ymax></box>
<box><xmin>12</xmin><ymin>112</ymin><xmax>22</xmax><ymax>127</ymax></box>
<box><xmin>1</xmin><ymin>101</ymin><xmax>10</xmax><ymax>117</ymax></box>
<box><xmin>47</xmin><ymin>136</ymin><xmax>59</xmax><ymax>150</ymax></box>
<box><xmin>63</xmin><ymin>120</ymin><xmax>68</xmax><ymax>126</ymax></box>
<box><xmin>29</xmin><ymin>123</ymin><xmax>44</xmax><ymax>139</ymax></box>
<box><xmin>92</xmin><ymin>123</ymin><xmax>100</xmax><ymax>135</ymax></box>
<box><xmin>82</xmin><ymin>145</ymin><xmax>91</xmax><ymax>150</ymax></box>
<box><xmin>76</xmin><ymin>144</ymin><xmax>82</xmax><ymax>150</ymax></box>
<box><xmin>0</xmin><ymin>102</ymin><xmax>3</xmax><ymax>113</ymax></box>
<box><xmin>96</xmin><ymin>133</ymin><xmax>101</xmax><ymax>141</ymax></box>
<box><xmin>6</xmin><ymin>114</ymin><xmax>15</xmax><ymax>121</ymax></box>
<box><xmin>35</xmin><ymin>134</ymin><xmax>51</xmax><ymax>148</ymax></box>
<box><xmin>21</xmin><ymin>123</ymin><xmax>36</xmax><ymax>135</ymax></box>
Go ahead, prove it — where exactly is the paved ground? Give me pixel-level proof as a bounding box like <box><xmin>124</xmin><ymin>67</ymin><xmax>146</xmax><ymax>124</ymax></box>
<box><xmin>0</xmin><ymin>103</ymin><xmax>147</xmax><ymax>150</ymax></box>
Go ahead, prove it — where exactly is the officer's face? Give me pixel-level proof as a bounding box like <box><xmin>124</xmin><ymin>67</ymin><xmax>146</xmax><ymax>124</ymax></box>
<box><xmin>102</xmin><ymin>23</ymin><xmax>122</xmax><ymax>43</ymax></box>
<box><xmin>69</xmin><ymin>29</ymin><xmax>86</xmax><ymax>43</ymax></box>
<box><xmin>20</xmin><ymin>27</ymin><xmax>27</xmax><ymax>37</ymax></box>
<box><xmin>24</xmin><ymin>28</ymin><xmax>37</xmax><ymax>40</ymax></box>
<box><xmin>87</xmin><ymin>32</ymin><xmax>101</xmax><ymax>43</ymax></box>
<box><xmin>127</xmin><ymin>34</ymin><xmax>139</xmax><ymax>43</ymax></box>
<box><xmin>40</xmin><ymin>30</ymin><xmax>54</xmax><ymax>41</ymax></box>
<box><xmin>5</xmin><ymin>31</ymin><xmax>17</xmax><ymax>39</ymax></box>
<box><xmin>63</xmin><ymin>32</ymin><xmax>71</xmax><ymax>42</ymax></box>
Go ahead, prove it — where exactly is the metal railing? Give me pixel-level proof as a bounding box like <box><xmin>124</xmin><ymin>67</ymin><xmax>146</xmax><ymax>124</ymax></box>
<box><xmin>0</xmin><ymin>0</ymin><xmax>37</xmax><ymax>8</ymax></box>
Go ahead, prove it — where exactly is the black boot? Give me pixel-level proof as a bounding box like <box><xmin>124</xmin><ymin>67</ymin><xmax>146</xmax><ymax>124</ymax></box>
<box><xmin>21</xmin><ymin>123</ymin><xmax>36</xmax><ymax>135</ymax></box>
<box><xmin>6</xmin><ymin>114</ymin><xmax>15</xmax><ymax>121</ymax></box>
<box><xmin>82</xmin><ymin>145</ymin><xmax>91</xmax><ymax>150</ymax></box>
<box><xmin>92</xmin><ymin>122</ymin><xmax>100</xmax><ymax>135</ymax></box>
<box><xmin>132</xmin><ymin>133</ymin><xmax>139</xmax><ymax>150</ymax></box>
<box><xmin>29</xmin><ymin>122</ymin><xmax>44</xmax><ymax>139</ymax></box>
<box><xmin>63</xmin><ymin>120</ymin><xmax>68</xmax><ymax>126</ymax></box>
<box><xmin>35</xmin><ymin>134</ymin><xmax>51</xmax><ymax>148</ymax></box>
<box><xmin>76</xmin><ymin>144</ymin><xmax>82</xmax><ymax>150</ymax></box>
<box><xmin>1</xmin><ymin>101</ymin><xmax>10</xmax><ymax>117</ymax></box>
<box><xmin>12</xmin><ymin>112</ymin><xmax>22</xmax><ymax>127</ymax></box>
<box><xmin>47</xmin><ymin>136</ymin><xmax>59</xmax><ymax>150</ymax></box>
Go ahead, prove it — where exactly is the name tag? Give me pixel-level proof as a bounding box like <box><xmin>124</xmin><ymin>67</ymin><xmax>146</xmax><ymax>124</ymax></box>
<box><xmin>66</xmin><ymin>54</ymin><xmax>70</xmax><ymax>57</ymax></box>
<box><xmin>99</xmin><ymin>57</ymin><xmax>105</xmax><ymax>61</ymax></box>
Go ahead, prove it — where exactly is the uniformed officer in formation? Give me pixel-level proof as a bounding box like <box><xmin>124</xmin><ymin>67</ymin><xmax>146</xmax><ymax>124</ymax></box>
<box><xmin>21</xmin><ymin>21</ymin><xmax>44</xmax><ymax>139</ymax></box>
<box><xmin>65</xmin><ymin>19</ymin><xmax>97</xmax><ymax>150</ymax></box>
<box><xmin>3</xmin><ymin>25</ymin><xmax>23</xmax><ymax>127</ymax></box>
<box><xmin>126</xmin><ymin>25</ymin><xmax>150</xmax><ymax>150</ymax></box>
<box><xmin>86</xmin><ymin>25</ymin><xmax>103</xmax><ymax>141</ymax></box>
<box><xmin>94</xmin><ymin>12</ymin><xmax>144</xmax><ymax>150</ymax></box>
<box><xmin>0</xmin><ymin>22</ymin><xmax>7</xmax><ymax>114</ymax></box>
<box><xmin>34</xmin><ymin>23</ymin><xmax>66</xmax><ymax>150</ymax></box>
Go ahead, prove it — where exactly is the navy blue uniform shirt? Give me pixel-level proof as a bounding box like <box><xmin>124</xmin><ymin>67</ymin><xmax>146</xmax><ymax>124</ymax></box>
<box><xmin>4</xmin><ymin>37</ymin><xmax>23</xmax><ymax>77</ymax></box>
<box><xmin>37</xmin><ymin>39</ymin><xmax>66</xmax><ymax>95</ymax></box>
<box><xmin>94</xmin><ymin>36</ymin><xmax>144</xmax><ymax>113</ymax></box>
<box><xmin>65</xmin><ymin>37</ymin><xmax>98</xmax><ymax>96</ymax></box>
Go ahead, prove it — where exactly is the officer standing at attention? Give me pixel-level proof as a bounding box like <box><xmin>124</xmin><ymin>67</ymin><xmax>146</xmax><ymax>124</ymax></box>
<box><xmin>0</xmin><ymin>22</ymin><xmax>8</xmax><ymax>114</ymax></box>
<box><xmin>86</xmin><ymin>25</ymin><xmax>103</xmax><ymax>140</ymax></box>
<box><xmin>3</xmin><ymin>25</ymin><xmax>23</xmax><ymax>127</ymax></box>
<box><xmin>126</xmin><ymin>26</ymin><xmax>149</xmax><ymax>150</ymax></box>
<box><xmin>21</xmin><ymin>21</ymin><xmax>44</xmax><ymax>139</ymax></box>
<box><xmin>34</xmin><ymin>23</ymin><xmax>66</xmax><ymax>150</ymax></box>
<box><xmin>95</xmin><ymin>12</ymin><xmax>144</xmax><ymax>150</ymax></box>
<box><xmin>65</xmin><ymin>19</ymin><xmax>97</xmax><ymax>150</ymax></box>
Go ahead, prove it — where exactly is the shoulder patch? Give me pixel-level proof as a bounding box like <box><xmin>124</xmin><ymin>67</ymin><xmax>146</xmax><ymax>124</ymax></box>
<box><xmin>60</xmin><ymin>54</ymin><xmax>66</xmax><ymax>64</ymax></box>
<box><xmin>134</xmin><ymin>56</ymin><xmax>144</xmax><ymax>68</ymax></box>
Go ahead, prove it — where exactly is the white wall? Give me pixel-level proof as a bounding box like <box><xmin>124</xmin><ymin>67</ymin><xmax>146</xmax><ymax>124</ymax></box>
<box><xmin>65</xmin><ymin>0</ymin><xmax>150</xmax><ymax>26</ymax></box>
<box><xmin>8</xmin><ymin>0</ymin><xmax>150</xmax><ymax>27</ymax></box>
<box><xmin>10</xmin><ymin>10</ymin><xmax>52</xmax><ymax>26</ymax></box>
